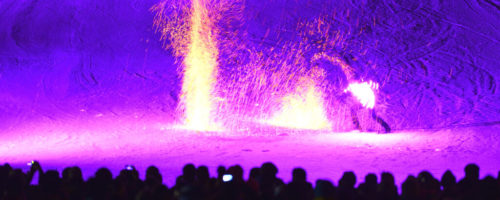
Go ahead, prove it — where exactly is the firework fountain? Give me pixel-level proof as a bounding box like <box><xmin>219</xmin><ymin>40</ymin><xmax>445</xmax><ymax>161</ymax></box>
<box><xmin>151</xmin><ymin>0</ymin><xmax>219</xmax><ymax>131</ymax></box>
<box><xmin>152</xmin><ymin>0</ymin><xmax>384</xmax><ymax>132</ymax></box>
<box><xmin>178</xmin><ymin>0</ymin><xmax>219</xmax><ymax>130</ymax></box>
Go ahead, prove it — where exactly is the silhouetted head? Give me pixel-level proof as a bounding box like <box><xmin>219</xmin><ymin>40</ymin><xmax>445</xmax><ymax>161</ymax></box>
<box><xmin>68</xmin><ymin>166</ymin><xmax>84</xmax><ymax>184</ymax></box>
<box><xmin>146</xmin><ymin>165</ymin><xmax>160</xmax><ymax>175</ymax></box>
<box><xmin>146</xmin><ymin>165</ymin><xmax>162</xmax><ymax>185</ymax></box>
<box><xmin>249</xmin><ymin>167</ymin><xmax>260</xmax><ymax>180</ymax></box>
<box><xmin>464</xmin><ymin>163</ymin><xmax>479</xmax><ymax>180</ymax></box>
<box><xmin>417</xmin><ymin>171</ymin><xmax>435</xmax><ymax>184</ymax></box>
<box><xmin>95</xmin><ymin>167</ymin><xmax>113</xmax><ymax>182</ymax></box>
<box><xmin>40</xmin><ymin>170</ymin><xmax>60</xmax><ymax>191</ymax></box>
<box><xmin>365</xmin><ymin>173</ymin><xmax>377</xmax><ymax>185</ymax></box>
<box><xmin>227</xmin><ymin>165</ymin><xmax>244</xmax><ymax>182</ymax></box>
<box><xmin>339</xmin><ymin>171</ymin><xmax>356</xmax><ymax>188</ymax></box>
<box><xmin>42</xmin><ymin>170</ymin><xmax>60</xmax><ymax>182</ymax></box>
<box><xmin>0</xmin><ymin>164</ymin><xmax>12</xmax><ymax>182</ymax></box>
<box><xmin>481</xmin><ymin>175</ymin><xmax>496</xmax><ymax>188</ymax></box>
<box><xmin>62</xmin><ymin>167</ymin><xmax>71</xmax><ymax>181</ymax></box>
<box><xmin>292</xmin><ymin>168</ymin><xmax>306</xmax><ymax>183</ymax></box>
<box><xmin>315</xmin><ymin>179</ymin><xmax>335</xmax><ymax>198</ymax></box>
<box><xmin>381</xmin><ymin>172</ymin><xmax>395</xmax><ymax>185</ymax></box>
<box><xmin>441</xmin><ymin>170</ymin><xmax>456</xmax><ymax>187</ymax></box>
<box><xmin>401</xmin><ymin>175</ymin><xmax>417</xmax><ymax>196</ymax></box>
<box><xmin>217</xmin><ymin>165</ymin><xmax>226</xmax><ymax>178</ymax></box>
<box><xmin>261</xmin><ymin>162</ymin><xmax>278</xmax><ymax>178</ymax></box>
<box><xmin>182</xmin><ymin>164</ymin><xmax>196</xmax><ymax>182</ymax></box>
<box><xmin>1</xmin><ymin>163</ymin><xmax>12</xmax><ymax>172</ymax></box>
<box><xmin>480</xmin><ymin>175</ymin><xmax>498</xmax><ymax>199</ymax></box>
<box><xmin>197</xmin><ymin>165</ymin><xmax>209</xmax><ymax>182</ymax></box>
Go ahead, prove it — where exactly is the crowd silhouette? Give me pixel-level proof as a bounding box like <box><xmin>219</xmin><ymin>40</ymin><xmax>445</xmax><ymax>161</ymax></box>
<box><xmin>0</xmin><ymin>161</ymin><xmax>499</xmax><ymax>200</ymax></box>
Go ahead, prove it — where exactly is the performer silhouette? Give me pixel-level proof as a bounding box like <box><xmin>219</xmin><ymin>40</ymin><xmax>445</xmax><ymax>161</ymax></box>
<box><xmin>312</xmin><ymin>53</ymin><xmax>391</xmax><ymax>133</ymax></box>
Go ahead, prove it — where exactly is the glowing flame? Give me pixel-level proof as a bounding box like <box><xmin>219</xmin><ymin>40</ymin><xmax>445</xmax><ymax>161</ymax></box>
<box><xmin>181</xmin><ymin>0</ymin><xmax>219</xmax><ymax>131</ymax></box>
<box><xmin>345</xmin><ymin>81</ymin><xmax>379</xmax><ymax>109</ymax></box>
<box><xmin>267</xmin><ymin>79</ymin><xmax>331</xmax><ymax>130</ymax></box>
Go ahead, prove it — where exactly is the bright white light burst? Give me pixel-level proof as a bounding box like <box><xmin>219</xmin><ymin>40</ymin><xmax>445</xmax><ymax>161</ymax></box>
<box><xmin>344</xmin><ymin>81</ymin><xmax>379</xmax><ymax>109</ymax></box>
